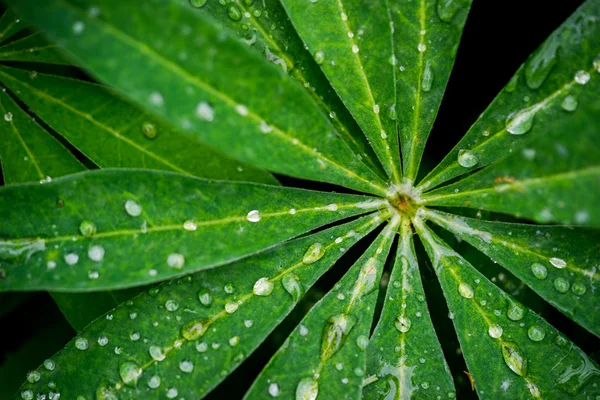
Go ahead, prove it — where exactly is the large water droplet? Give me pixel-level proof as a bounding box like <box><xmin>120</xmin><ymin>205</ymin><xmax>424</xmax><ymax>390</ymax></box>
<box><xmin>75</xmin><ymin>337</ymin><xmax>89</xmax><ymax>350</ymax></box>
<box><xmin>43</xmin><ymin>359</ymin><xmax>56</xmax><ymax>371</ymax></box>
<box><xmin>26</xmin><ymin>370</ymin><xmax>40</xmax><ymax>383</ymax></box>
<box><xmin>555</xmin><ymin>350</ymin><xmax>600</xmax><ymax>394</ymax></box>
<box><xmin>149</xmin><ymin>345</ymin><xmax>166</xmax><ymax>361</ymax></box>
<box><xmin>20</xmin><ymin>390</ymin><xmax>33</xmax><ymax>400</ymax></box>
<box><xmin>488</xmin><ymin>324</ymin><xmax>503</xmax><ymax>339</ymax></box>
<box><xmin>124</xmin><ymin>199</ymin><xmax>142</xmax><ymax>217</ymax></box>
<box><xmin>167</xmin><ymin>388</ymin><xmax>178</xmax><ymax>399</ymax></box>
<box><xmin>458</xmin><ymin>282</ymin><xmax>474</xmax><ymax>298</ymax></box>
<box><xmin>147</xmin><ymin>375</ymin><xmax>161</xmax><ymax>389</ymax></box>
<box><xmin>253</xmin><ymin>277</ymin><xmax>274</xmax><ymax>296</ymax></box>
<box><xmin>394</xmin><ymin>315</ymin><xmax>412</xmax><ymax>333</ymax></box>
<box><xmin>181</xmin><ymin>319</ymin><xmax>208</xmax><ymax>340</ymax></box>
<box><xmin>506</xmin><ymin>106</ymin><xmax>537</xmax><ymax>135</ymax></box>
<box><xmin>320</xmin><ymin>313</ymin><xmax>357</xmax><ymax>361</ymax></box>
<box><xmin>302</xmin><ymin>243</ymin><xmax>325</xmax><ymax>264</ymax></box>
<box><xmin>282</xmin><ymin>273</ymin><xmax>304</xmax><ymax>302</ymax></box>
<box><xmin>549</xmin><ymin>257</ymin><xmax>567</xmax><ymax>269</ymax></box>
<box><xmin>96</xmin><ymin>385</ymin><xmax>119</xmax><ymax>400</ymax></box>
<box><xmin>502</xmin><ymin>342</ymin><xmax>528</xmax><ymax>376</ymax></box>
<box><xmin>79</xmin><ymin>220</ymin><xmax>97</xmax><ymax>237</ymax></box>
<box><xmin>4</xmin><ymin>112</ymin><xmax>13</xmax><ymax>122</ymax></box>
<box><xmin>574</xmin><ymin>70</ymin><xmax>590</xmax><ymax>85</ymax></box>
<box><xmin>119</xmin><ymin>361</ymin><xmax>142</xmax><ymax>387</ymax></box>
<box><xmin>179</xmin><ymin>360</ymin><xmax>194</xmax><ymax>373</ymax></box>
<box><xmin>167</xmin><ymin>253</ymin><xmax>185</xmax><ymax>270</ymax></box>
<box><xmin>571</xmin><ymin>282</ymin><xmax>586</xmax><ymax>296</ymax></box>
<box><xmin>507</xmin><ymin>302</ymin><xmax>526</xmax><ymax>321</ymax></box>
<box><xmin>228</xmin><ymin>4</ymin><xmax>242</xmax><ymax>21</ymax></box>
<box><xmin>314</xmin><ymin>50</ymin><xmax>325</xmax><ymax>65</ymax></box>
<box><xmin>247</xmin><ymin>210</ymin><xmax>261</xmax><ymax>222</ymax></box>
<box><xmin>189</xmin><ymin>0</ymin><xmax>207</xmax><ymax>7</ymax></box>
<box><xmin>225</xmin><ymin>301</ymin><xmax>239</xmax><ymax>314</ymax></box>
<box><xmin>165</xmin><ymin>299</ymin><xmax>179</xmax><ymax>311</ymax></box>
<box><xmin>530</xmin><ymin>263</ymin><xmax>548</xmax><ymax>279</ymax></box>
<box><xmin>198</xmin><ymin>291</ymin><xmax>212</xmax><ymax>306</ymax></box>
<box><xmin>554</xmin><ymin>277</ymin><xmax>570</xmax><ymax>293</ymax></box>
<box><xmin>88</xmin><ymin>245</ymin><xmax>105</xmax><ymax>262</ymax></box>
<box><xmin>561</xmin><ymin>95</ymin><xmax>578</xmax><ymax>112</ymax></box>
<box><xmin>527</xmin><ymin>325</ymin><xmax>545</xmax><ymax>341</ymax></box>
<box><xmin>296</xmin><ymin>377</ymin><xmax>319</xmax><ymax>400</ymax></box>
<box><xmin>436</xmin><ymin>0</ymin><xmax>468</xmax><ymax>22</ymax></box>
<box><xmin>457</xmin><ymin>149</ymin><xmax>478</xmax><ymax>168</ymax></box>
<box><xmin>422</xmin><ymin>61</ymin><xmax>434</xmax><ymax>92</ymax></box>
<box><xmin>353</xmin><ymin>258</ymin><xmax>378</xmax><ymax>298</ymax></box>
<box><xmin>525</xmin><ymin>36</ymin><xmax>559</xmax><ymax>89</ymax></box>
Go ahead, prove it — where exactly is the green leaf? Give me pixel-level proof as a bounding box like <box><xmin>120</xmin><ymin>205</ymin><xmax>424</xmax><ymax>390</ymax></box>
<box><xmin>185</xmin><ymin>0</ymin><xmax>385</xmax><ymax>178</ymax></box>
<box><xmin>417</xmin><ymin>0</ymin><xmax>600</xmax><ymax>192</ymax></box>
<box><xmin>15</xmin><ymin>211</ymin><xmax>386</xmax><ymax>400</ymax></box>
<box><xmin>0</xmin><ymin>33</ymin><xmax>69</xmax><ymax>64</ymax></box>
<box><xmin>7</xmin><ymin>0</ymin><xmax>389</xmax><ymax>196</ymax></box>
<box><xmin>422</xmin><ymin>208</ymin><xmax>600</xmax><ymax>337</ymax></box>
<box><xmin>392</xmin><ymin>0</ymin><xmax>471</xmax><ymax>181</ymax></box>
<box><xmin>0</xmin><ymin>169</ymin><xmax>385</xmax><ymax>292</ymax></box>
<box><xmin>0</xmin><ymin>8</ymin><xmax>25</xmax><ymax>43</ymax></box>
<box><xmin>0</xmin><ymin>66</ymin><xmax>278</xmax><ymax>185</ymax></box>
<box><xmin>420</xmin><ymin>92</ymin><xmax>600</xmax><ymax>225</ymax></box>
<box><xmin>364</xmin><ymin>218</ymin><xmax>454</xmax><ymax>398</ymax></box>
<box><xmin>245</xmin><ymin>217</ymin><xmax>399</xmax><ymax>400</ymax></box>
<box><xmin>0</xmin><ymin>88</ymin><xmax>84</xmax><ymax>184</ymax></box>
<box><xmin>279</xmin><ymin>0</ymin><xmax>402</xmax><ymax>184</ymax></box>
<box><xmin>414</xmin><ymin>217</ymin><xmax>600</xmax><ymax>398</ymax></box>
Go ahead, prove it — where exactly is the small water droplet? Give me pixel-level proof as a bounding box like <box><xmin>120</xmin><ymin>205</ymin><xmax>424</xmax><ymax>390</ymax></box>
<box><xmin>269</xmin><ymin>383</ymin><xmax>280</xmax><ymax>397</ymax></box>
<box><xmin>457</xmin><ymin>149</ymin><xmax>478</xmax><ymax>168</ymax></box>
<box><xmin>502</xmin><ymin>342</ymin><xmax>528</xmax><ymax>377</ymax></box>
<box><xmin>228</xmin><ymin>4</ymin><xmax>242</xmax><ymax>21</ymax></box>
<box><xmin>436</xmin><ymin>0</ymin><xmax>468</xmax><ymax>22</ymax></box>
<box><xmin>418</xmin><ymin>42</ymin><xmax>427</xmax><ymax>52</ymax></box>
<box><xmin>166</xmin><ymin>388</ymin><xmax>178</xmax><ymax>399</ymax></box>
<box><xmin>527</xmin><ymin>325</ymin><xmax>545</xmax><ymax>341</ymax></box>
<box><xmin>147</xmin><ymin>375</ymin><xmax>161</xmax><ymax>389</ymax></box>
<box><xmin>296</xmin><ymin>377</ymin><xmax>318</xmax><ymax>400</ymax></box>
<box><xmin>181</xmin><ymin>319</ymin><xmax>208</xmax><ymax>340</ymax></box>
<box><xmin>79</xmin><ymin>220</ymin><xmax>97</xmax><ymax>237</ymax></box>
<box><xmin>356</xmin><ymin>335</ymin><xmax>369</xmax><ymax>351</ymax></box>
<box><xmin>119</xmin><ymin>361</ymin><xmax>142</xmax><ymax>387</ymax></box>
<box><xmin>65</xmin><ymin>252</ymin><xmax>79</xmax><ymax>265</ymax></box>
<box><xmin>20</xmin><ymin>390</ymin><xmax>33</xmax><ymax>400</ymax></box>
<box><xmin>43</xmin><ymin>359</ymin><xmax>56</xmax><ymax>371</ymax></box>
<box><xmin>130</xmin><ymin>332</ymin><xmax>140</xmax><ymax>341</ymax></box>
<box><xmin>549</xmin><ymin>257</ymin><xmax>567</xmax><ymax>269</ymax></box>
<box><xmin>75</xmin><ymin>337</ymin><xmax>88</xmax><ymax>350</ymax></box>
<box><xmin>321</xmin><ymin>313</ymin><xmax>357</xmax><ymax>361</ymax></box>
<box><xmin>422</xmin><ymin>62</ymin><xmax>434</xmax><ymax>92</ymax></box>
<box><xmin>225</xmin><ymin>301</ymin><xmax>239</xmax><ymax>313</ymax></box>
<box><xmin>506</xmin><ymin>105</ymin><xmax>537</xmax><ymax>135</ymax></box>
<box><xmin>574</xmin><ymin>70</ymin><xmax>590</xmax><ymax>85</ymax></box>
<box><xmin>253</xmin><ymin>277</ymin><xmax>274</xmax><ymax>296</ymax></box>
<box><xmin>561</xmin><ymin>95</ymin><xmax>578</xmax><ymax>112</ymax></box>
<box><xmin>3</xmin><ymin>112</ymin><xmax>12</xmax><ymax>122</ymax></box>
<box><xmin>458</xmin><ymin>282</ymin><xmax>474</xmax><ymax>298</ymax></box>
<box><xmin>388</xmin><ymin>104</ymin><xmax>397</xmax><ymax>120</ymax></box>
<box><xmin>88</xmin><ymin>245</ymin><xmax>105</xmax><ymax>262</ymax></box>
<box><xmin>149</xmin><ymin>345</ymin><xmax>166</xmax><ymax>361</ymax></box>
<box><xmin>247</xmin><ymin>210</ymin><xmax>261</xmax><ymax>222</ymax></box>
<box><xmin>183</xmin><ymin>220</ymin><xmax>197</xmax><ymax>231</ymax></box>
<box><xmin>394</xmin><ymin>315</ymin><xmax>412</xmax><ymax>333</ymax></box>
<box><xmin>167</xmin><ymin>253</ymin><xmax>185</xmax><ymax>270</ymax></box>
<box><xmin>314</xmin><ymin>50</ymin><xmax>325</xmax><ymax>64</ymax></box>
<box><xmin>165</xmin><ymin>299</ymin><xmax>179</xmax><ymax>311</ymax></box>
<box><xmin>142</xmin><ymin>122</ymin><xmax>157</xmax><ymax>139</ymax></box>
<box><xmin>189</xmin><ymin>0</ymin><xmax>207</xmax><ymax>7</ymax></box>
<box><xmin>26</xmin><ymin>370</ymin><xmax>40</xmax><ymax>383</ymax></box>
<box><xmin>571</xmin><ymin>282</ymin><xmax>586</xmax><ymax>296</ymax></box>
<box><xmin>229</xmin><ymin>336</ymin><xmax>240</xmax><ymax>346</ymax></box>
<box><xmin>525</xmin><ymin>36</ymin><xmax>559</xmax><ymax>89</ymax></box>
<box><xmin>530</xmin><ymin>263</ymin><xmax>548</xmax><ymax>279</ymax></box>
<box><xmin>124</xmin><ymin>199</ymin><xmax>142</xmax><ymax>217</ymax></box>
<box><xmin>507</xmin><ymin>302</ymin><xmax>525</xmax><ymax>321</ymax></box>
<box><xmin>554</xmin><ymin>277</ymin><xmax>570</xmax><ymax>293</ymax></box>
<box><xmin>98</xmin><ymin>336</ymin><xmax>109</xmax><ymax>346</ymax></box>
<box><xmin>282</xmin><ymin>273</ymin><xmax>304</xmax><ymax>302</ymax></box>
<box><xmin>302</xmin><ymin>243</ymin><xmax>325</xmax><ymax>264</ymax></box>
<box><xmin>488</xmin><ymin>324</ymin><xmax>503</xmax><ymax>338</ymax></box>
<box><xmin>196</xmin><ymin>342</ymin><xmax>208</xmax><ymax>352</ymax></box>
<box><xmin>179</xmin><ymin>360</ymin><xmax>194</xmax><ymax>373</ymax></box>
<box><xmin>198</xmin><ymin>291</ymin><xmax>212</xmax><ymax>306</ymax></box>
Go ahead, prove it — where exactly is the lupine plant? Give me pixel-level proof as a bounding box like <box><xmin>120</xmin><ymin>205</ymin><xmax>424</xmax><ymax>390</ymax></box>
<box><xmin>0</xmin><ymin>0</ymin><xmax>599</xmax><ymax>399</ymax></box>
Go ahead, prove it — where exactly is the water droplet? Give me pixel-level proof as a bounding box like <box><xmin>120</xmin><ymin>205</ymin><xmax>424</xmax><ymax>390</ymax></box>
<box><xmin>253</xmin><ymin>277</ymin><xmax>274</xmax><ymax>296</ymax></box>
<box><xmin>147</xmin><ymin>375</ymin><xmax>161</xmax><ymax>389</ymax></box>
<box><xmin>502</xmin><ymin>342</ymin><xmax>528</xmax><ymax>376</ymax></box>
<box><xmin>549</xmin><ymin>257</ymin><xmax>567</xmax><ymax>269</ymax></box>
<box><xmin>314</xmin><ymin>50</ymin><xmax>325</xmax><ymax>64</ymax></box>
<box><xmin>356</xmin><ymin>335</ymin><xmax>369</xmax><ymax>351</ymax></box>
<box><xmin>394</xmin><ymin>315</ymin><xmax>412</xmax><ymax>333</ymax></box>
<box><xmin>3</xmin><ymin>112</ymin><xmax>12</xmax><ymax>122</ymax></box>
<box><xmin>422</xmin><ymin>62</ymin><xmax>434</xmax><ymax>92</ymax></box>
<box><xmin>179</xmin><ymin>360</ymin><xmax>194</xmax><ymax>373</ymax></box>
<box><xmin>458</xmin><ymin>282</ymin><xmax>474</xmax><ymax>298</ymax></box>
<box><xmin>530</xmin><ymin>263</ymin><xmax>548</xmax><ymax>279</ymax></box>
<box><xmin>507</xmin><ymin>302</ymin><xmax>525</xmax><ymax>321</ymax></box>
<box><xmin>525</xmin><ymin>36</ymin><xmax>559</xmax><ymax>89</ymax></box>
<box><xmin>302</xmin><ymin>243</ymin><xmax>325</xmax><ymax>264</ymax></box>
<box><xmin>561</xmin><ymin>95</ymin><xmax>578</xmax><ymax>112</ymax></box>
<box><xmin>198</xmin><ymin>291</ymin><xmax>212</xmax><ymax>306</ymax></box>
<box><xmin>167</xmin><ymin>253</ymin><xmax>185</xmax><ymax>270</ymax></box>
<box><xmin>72</xmin><ymin>21</ymin><xmax>85</xmax><ymax>34</ymax></box>
<box><xmin>79</xmin><ymin>220</ymin><xmax>97</xmax><ymax>237</ymax></box>
<box><xmin>195</xmin><ymin>101</ymin><xmax>215</xmax><ymax>121</ymax></box>
<box><xmin>224</xmin><ymin>283</ymin><xmax>235</xmax><ymax>294</ymax></box>
<box><xmin>488</xmin><ymin>324</ymin><xmax>503</xmax><ymax>338</ymax></box>
<box><xmin>181</xmin><ymin>319</ymin><xmax>208</xmax><ymax>340</ymax></box>
<box><xmin>183</xmin><ymin>220</ymin><xmax>197</xmax><ymax>231</ymax></box>
<box><xmin>527</xmin><ymin>325</ymin><xmax>545</xmax><ymax>341</ymax></box>
<box><xmin>88</xmin><ymin>245</ymin><xmax>105</xmax><ymax>262</ymax></box>
<box><xmin>354</xmin><ymin>258</ymin><xmax>378</xmax><ymax>298</ymax></box>
<box><xmin>506</xmin><ymin>105</ymin><xmax>537</xmax><ymax>135</ymax></box>
<box><xmin>75</xmin><ymin>337</ymin><xmax>88</xmax><ymax>350</ymax></box>
<box><xmin>26</xmin><ymin>370</ymin><xmax>40</xmax><ymax>383</ymax></box>
<box><xmin>247</xmin><ymin>210</ymin><xmax>261</xmax><ymax>222</ymax></box>
<box><xmin>98</xmin><ymin>336</ymin><xmax>109</xmax><ymax>346</ymax></box>
<box><xmin>44</xmin><ymin>359</ymin><xmax>56</xmax><ymax>371</ymax></box>
<box><xmin>142</xmin><ymin>122</ymin><xmax>157</xmax><ymax>139</ymax></box>
<box><xmin>149</xmin><ymin>345</ymin><xmax>166</xmax><ymax>361</ymax></box>
<box><xmin>436</xmin><ymin>0</ymin><xmax>468</xmax><ymax>22</ymax></box>
<box><xmin>457</xmin><ymin>149</ymin><xmax>478</xmax><ymax>168</ymax></box>
<box><xmin>282</xmin><ymin>273</ymin><xmax>304</xmax><ymax>302</ymax></box>
<box><xmin>225</xmin><ymin>301</ymin><xmax>239</xmax><ymax>313</ymax></box>
<box><xmin>189</xmin><ymin>0</ymin><xmax>207</xmax><ymax>7</ymax></box>
<box><xmin>571</xmin><ymin>282</ymin><xmax>586</xmax><ymax>296</ymax></box>
<box><xmin>574</xmin><ymin>70</ymin><xmax>590</xmax><ymax>85</ymax></box>
<box><xmin>166</xmin><ymin>388</ymin><xmax>178</xmax><ymax>399</ymax></box>
<box><xmin>165</xmin><ymin>299</ymin><xmax>179</xmax><ymax>311</ymax></box>
<box><xmin>130</xmin><ymin>332</ymin><xmax>140</xmax><ymax>341</ymax></box>
<box><xmin>124</xmin><ymin>199</ymin><xmax>142</xmax><ymax>217</ymax></box>
<box><xmin>245</xmin><ymin>319</ymin><xmax>254</xmax><ymax>328</ymax></box>
<box><xmin>229</xmin><ymin>336</ymin><xmax>240</xmax><ymax>346</ymax></box>
<box><xmin>388</xmin><ymin>104</ymin><xmax>397</xmax><ymax>120</ymax></box>
<box><xmin>296</xmin><ymin>377</ymin><xmax>318</xmax><ymax>400</ymax></box>
<box><xmin>269</xmin><ymin>383</ymin><xmax>280</xmax><ymax>397</ymax></box>
<box><xmin>65</xmin><ymin>252</ymin><xmax>79</xmax><ymax>265</ymax></box>
<box><xmin>20</xmin><ymin>390</ymin><xmax>33</xmax><ymax>400</ymax></box>
<box><xmin>228</xmin><ymin>4</ymin><xmax>242</xmax><ymax>21</ymax></box>
<box><xmin>119</xmin><ymin>361</ymin><xmax>142</xmax><ymax>387</ymax></box>
<box><xmin>418</xmin><ymin>42</ymin><xmax>426</xmax><ymax>52</ymax></box>
<box><xmin>196</xmin><ymin>342</ymin><xmax>208</xmax><ymax>352</ymax></box>
<box><xmin>554</xmin><ymin>277</ymin><xmax>570</xmax><ymax>293</ymax></box>
<box><xmin>320</xmin><ymin>313</ymin><xmax>357</xmax><ymax>361</ymax></box>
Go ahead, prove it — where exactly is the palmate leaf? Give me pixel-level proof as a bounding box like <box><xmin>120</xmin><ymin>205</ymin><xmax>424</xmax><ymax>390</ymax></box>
<box><xmin>417</xmin><ymin>0</ymin><xmax>600</xmax><ymax>192</ymax></box>
<box><xmin>364</xmin><ymin>218</ymin><xmax>454</xmax><ymax>399</ymax></box>
<box><xmin>414</xmin><ymin>217</ymin><xmax>600</xmax><ymax>398</ymax></box>
<box><xmin>184</xmin><ymin>0</ymin><xmax>385</xmax><ymax>177</ymax></box>
<box><xmin>0</xmin><ymin>169</ymin><xmax>384</xmax><ymax>291</ymax></box>
<box><xmin>0</xmin><ymin>7</ymin><xmax>25</xmax><ymax>44</ymax></box>
<box><xmin>0</xmin><ymin>33</ymin><xmax>69</xmax><ymax>64</ymax></box>
<box><xmin>5</xmin><ymin>0</ymin><xmax>389</xmax><ymax>196</ymax></box>
<box><xmin>0</xmin><ymin>66</ymin><xmax>278</xmax><ymax>185</ymax></box>
<box><xmin>16</xmin><ymin>211</ymin><xmax>386</xmax><ymax>400</ymax></box>
<box><xmin>423</xmin><ymin>209</ymin><xmax>600</xmax><ymax>337</ymax></box>
<box><xmin>245</xmin><ymin>216</ymin><xmax>399</xmax><ymax>400</ymax></box>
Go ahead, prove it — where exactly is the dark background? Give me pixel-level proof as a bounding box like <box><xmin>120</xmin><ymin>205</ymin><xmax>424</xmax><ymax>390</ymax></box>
<box><xmin>0</xmin><ymin>0</ymin><xmax>595</xmax><ymax>399</ymax></box>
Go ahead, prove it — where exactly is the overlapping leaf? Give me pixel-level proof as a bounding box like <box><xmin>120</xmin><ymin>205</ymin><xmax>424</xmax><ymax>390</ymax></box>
<box><xmin>6</xmin><ymin>0</ymin><xmax>389</xmax><ymax>196</ymax></box>
<box><xmin>364</xmin><ymin>218</ymin><xmax>454</xmax><ymax>399</ymax></box>
<box><xmin>0</xmin><ymin>169</ymin><xmax>385</xmax><ymax>291</ymax></box>
<box><xmin>16</xmin><ymin>211</ymin><xmax>387</xmax><ymax>400</ymax></box>
<box><xmin>245</xmin><ymin>217</ymin><xmax>399</xmax><ymax>400</ymax></box>
<box><xmin>0</xmin><ymin>8</ymin><xmax>25</xmax><ymax>44</ymax></box>
<box><xmin>414</xmin><ymin>217</ymin><xmax>600</xmax><ymax>398</ymax></box>
<box><xmin>0</xmin><ymin>33</ymin><xmax>69</xmax><ymax>64</ymax></box>
<box><xmin>418</xmin><ymin>0</ymin><xmax>600</xmax><ymax>193</ymax></box>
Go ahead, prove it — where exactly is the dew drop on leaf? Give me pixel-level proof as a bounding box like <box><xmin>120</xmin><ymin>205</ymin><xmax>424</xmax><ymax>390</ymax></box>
<box><xmin>147</xmin><ymin>375</ymin><xmax>161</xmax><ymax>389</ymax></box>
<box><xmin>302</xmin><ymin>243</ymin><xmax>325</xmax><ymax>264</ymax></box>
<box><xmin>196</xmin><ymin>342</ymin><xmax>208</xmax><ymax>352</ymax></box>
<box><xmin>268</xmin><ymin>383</ymin><xmax>280</xmax><ymax>397</ymax></box>
<box><xmin>320</xmin><ymin>313</ymin><xmax>357</xmax><ymax>361</ymax></box>
<box><xmin>183</xmin><ymin>220</ymin><xmax>197</xmax><ymax>231</ymax></box>
<box><xmin>457</xmin><ymin>282</ymin><xmax>474</xmax><ymax>298</ymax></box>
<box><xmin>142</xmin><ymin>122</ymin><xmax>157</xmax><ymax>139</ymax></box>
<box><xmin>247</xmin><ymin>209</ymin><xmax>261</xmax><ymax>222</ymax></box>
<box><xmin>488</xmin><ymin>324</ymin><xmax>503</xmax><ymax>339</ymax></box>
<box><xmin>98</xmin><ymin>335</ymin><xmax>109</xmax><ymax>346</ymax></box>
<box><xmin>228</xmin><ymin>4</ymin><xmax>242</xmax><ymax>21</ymax></box>
<box><xmin>457</xmin><ymin>149</ymin><xmax>478</xmax><ymax>168</ymax></box>
<box><xmin>527</xmin><ymin>325</ymin><xmax>545</xmax><ymax>341</ymax></box>
<box><xmin>43</xmin><ymin>359</ymin><xmax>56</xmax><ymax>371</ymax></box>
<box><xmin>167</xmin><ymin>388</ymin><xmax>178</xmax><ymax>399</ymax></box>
<box><xmin>314</xmin><ymin>50</ymin><xmax>325</xmax><ymax>65</ymax></box>
<box><xmin>524</xmin><ymin>36</ymin><xmax>559</xmax><ymax>89</ymax></box>
<box><xmin>181</xmin><ymin>319</ymin><xmax>208</xmax><ymax>340</ymax></box>
<box><xmin>124</xmin><ymin>199</ymin><xmax>142</xmax><ymax>217</ymax></box>
<box><xmin>65</xmin><ymin>252</ymin><xmax>79</xmax><ymax>265</ymax></box>
<box><xmin>295</xmin><ymin>377</ymin><xmax>319</xmax><ymax>400</ymax></box>
<box><xmin>3</xmin><ymin>112</ymin><xmax>12</xmax><ymax>122</ymax></box>
<box><xmin>549</xmin><ymin>257</ymin><xmax>567</xmax><ymax>269</ymax></box>
<box><xmin>282</xmin><ymin>273</ymin><xmax>304</xmax><ymax>302</ymax></box>
<box><xmin>195</xmin><ymin>101</ymin><xmax>215</xmax><ymax>121</ymax></box>
<box><xmin>501</xmin><ymin>342</ymin><xmax>528</xmax><ymax>377</ymax></box>
<box><xmin>571</xmin><ymin>282</ymin><xmax>586</xmax><ymax>296</ymax></box>
<box><xmin>394</xmin><ymin>315</ymin><xmax>412</xmax><ymax>333</ymax></box>
<box><xmin>20</xmin><ymin>390</ymin><xmax>33</xmax><ymax>400</ymax></box>
<box><xmin>167</xmin><ymin>253</ymin><xmax>185</xmax><ymax>270</ymax></box>
<box><xmin>198</xmin><ymin>291</ymin><xmax>212</xmax><ymax>306</ymax></box>
<box><xmin>506</xmin><ymin>105</ymin><xmax>537</xmax><ymax>135</ymax></box>
<box><xmin>26</xmin><ymin>370</ymin><xmax>40</xmax><ymax>383</ymax></box>
<box><xmin>88</xmin><ymin>245</ymin><xmax>105</xmax><ymax>262</ymax></box>
<box><xmin>422</xmin><ymin>61</ymin><xmax>434</xmax><ymax>92</ymax></box>
<box><xmin>189</xmin><ymin>0</ymin><xmax>207</xmax><ymax>8</ymax></box>
<box><xmin>75</xmin><ymin>337</ymin><xmax>88</xmax><ymax>350</ymax></box>
<box><xmin>356</xmin><ymin>335</ymin><xmax>369</xmax><ymax>351</ymax></box>
<box><xmin>253</xmin><ymin>277</ymin><xmax>274</xmax><ymax>296</ymax></box>
<box><xmin>530</xmin><ymin>262</ymin><xmax>548</xmax><ymax>279</ymax></box>
<box><xmin>119</xmin><ymin>361</ymin><xmax>142</xmax><ymax>387</ymax></box>
<box><xmin>79</xmin><ymin>220</ymin><xmax>97</xmax><ymax>237</ymax></box>
<box><xmin>507</xmin><ymin>302</ymin><xmax>525</xmax><ymax>321</ymax></box>
<box><xmin>165</xmin><ymin>299</ymin><xmax>179</xmax><ymax>311</ymax></box>
<box><xmin>554</xmin><ymin>277</ymin><xmax>570</xmax><ymax>293</ymax></box>
<box><xmin>574</xmin><ymin>70</ymin><xmax>590</xmax><ymax>85</ymax></box>
<box><xmin>179</xmin><ymin>360</ymin><xmax>194</xmax><ymax>373</ymax></box>
<box><xmin>561</xmin><ymin>95</ymin><xmax>578</xmax><ymax>112</ymax></box>
<box><xmin>225</xmin><ymin>301</ymin><xmax>239</xmax><ymax>314</ymax></box>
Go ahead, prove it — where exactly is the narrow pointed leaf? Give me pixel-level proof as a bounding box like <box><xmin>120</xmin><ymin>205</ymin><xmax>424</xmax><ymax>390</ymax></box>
<box><xmin>364</xmin><ymin>218</ymin><xmax>454</xmax><ymax>398</ymax></box>
<box><xmin>423</xmin><ymin>209</ymin><xmax>600</xmax><ymax>337</ymax></box>
<box><xmin>185</xmin><ymin>0</ymin><xmax>385</xmax><ymax>177</ymax></box>
<box><xmin>0</xmin><ymin>33</ymin><xmax>69</xmax><ymax>64</ymax></box>
<box><xmin>7</xmin><ymin>0</ymin><xmax>389</xmax><ymax>196</ymax></box>
<box><xmin>414</xmin><ymin>217</ymin><xmax>600</xmax><ymax>399</ymax></box>
<box><xmin>280</xmin><ymin>0</ymin><xmax>402</xmax><ymax>183</ymax></box>
<box><xmin>0</xmin><ymin>8</ymin><xmax>25</xmax><ymax>44</ymax></box>
<box><xmin>392</xmin><ymin>0</ymin><xmax>471</xmax><ymax>180</ymax></box>
<box><xmin>0</xmin><ymin>169</ymin><xmax>386</xmax><ymax>292</ymax></box>
<box><xmin>421</xmin><ymin>98</ymin><xmax>600</xmax><ymax>225</ymax></box>
<box><xmin>15</xmin><ymin>212</ymin><xmax>386</xmax><ymax>400</ymax></box>
<box><xmin>0</xmin><ymin>88</ymin><xmax>84</xmax><ymax>184</ymax></box>
<box><xmin>418</xmin><ymin>0</ymin><xmax>600</xmax><ymax>192</ymax></box>
<box><xmin>0</xmin><ymin>66</ymin><xmax>278</xmax><ymax>185</ymax></box>
<box><xmin>245</xmin><ymin>218</ymin><xmax>399</xmax><ymax>400</ymax></box>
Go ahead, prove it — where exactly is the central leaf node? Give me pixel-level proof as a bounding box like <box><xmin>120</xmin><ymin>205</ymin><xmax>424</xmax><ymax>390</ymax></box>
<box><xmin>387</xmin><ymin>191</ymin><xmax>417</xmax><ymax>218</ymax></box>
